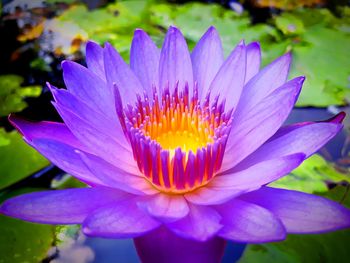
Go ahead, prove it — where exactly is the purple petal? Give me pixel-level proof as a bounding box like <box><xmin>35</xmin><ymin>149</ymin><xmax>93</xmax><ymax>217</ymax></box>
<box><xmin>191</xmin><ymin>26</ymin><xmax>224</xmax><ymax>100</ymax></box>
<box><xmin>241</xmin><ymin>187</ymin><xmax>350</xmax><ymax>233</ymax></box>
<box><xmin>185</xmin><ymin>186</ymin><xmax>244</xmax><ymax>206</ymax></box>
<box><xmin>209</xmin><ymin>42</ymin><xmax>246</xmax><ymax>110</ymax></box>
<box><xmin>130</xmin><ymin>29</ymin><xmax>160</xmax><ymax>96</ymax></box>
<box><xmin>236</xmin><ymin>121</ymin><xmax>343</xmax><ymax>170</ymax></box>
<box><xmin>139</xmin><ymin>194</ymin><xmax>189</xmax><ymax>222</ymax></box>
<box><xmin>82</xmin><ymin>199</ymin><xmax>161</xmax><ymax>238</ymax></box>
<box><xmin>245</xmin><ymin>42</ymin><xmax>261</xmax><ymax>83</ymax></box>
<box><xmin>0</xmin><ymin>187</ymin><xmax>129</xmax><ymax>224</ymax></box>
<box><xmin>52</xmin><ymin>102</ymin><xmax>136</xmax><ymax>169</ymax></box>
<box><xmin>215</xmin><ymin>199</ymin><xmax>286</xmax><ymax>243</ymax></box>
<box><xmin>28</xmin><ymin>138</ymin><xmax>103</xmax><ymax>186</ymax></box>
<box><xmin>222</xmin><ymin>76</ymin><xmax>304</xmax><ymax>171</ymax></box>
<box><xmin>134</xmin><ymin>227</ymin><xmax>226</xmax><ymax>263</ymax></box>
<box><xmin>237</xmin><ymin>52</ymin><xmax>292</xmax><ymax>115</ymax></box>
<box><xmin>185</xmin><ymin>153</ymin><xmax>304</xmax><ymax>205</ymax></box>
<box><xmin>62</xmin><ymin>61</ymin><xmax>114</xmax><ymax>115</ymax></box>
<box><xmin>104</xmin><ymin>42</ymin><xmax>144</xmax><ymax>105</ymax></box>
<box><xmin>79</xmin><ymin>151</ymin><xmax>156</xmax><ymax>195</ymax></box>
<box><xmin>159</xmin><ymin>26</ymin><xmax>193</xmax><ymax>94</ymax></box>
<box><xmin>167</xmin><ymin>204</ymin><xmax>222</xmax><ymax>241</ymax></box>
<box><xmin>86</xmin><ymin>41</ymin><xmax>105</xmax><ymax>80</ymax></box>
<box><xmin>50</xmin><ymin>86</ymin><xmax>129</xmax><ymax>149</ymax></box>
<box><xmin>8</xmin><ymin>115</ymin><xmax>87</xmax><ymax>151</ymax></box>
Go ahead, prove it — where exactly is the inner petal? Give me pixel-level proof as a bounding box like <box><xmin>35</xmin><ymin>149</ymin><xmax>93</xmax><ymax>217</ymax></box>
<box><xmin>121</xmin><ymin>84</ymin><xmax>232</xmax><ymax>194</ymax></box>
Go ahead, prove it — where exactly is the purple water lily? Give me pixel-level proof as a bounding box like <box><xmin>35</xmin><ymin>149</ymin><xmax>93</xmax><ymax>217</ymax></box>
<box><xmin>1</xmin><ymin>26</ymin><xmax>350</xmax><ymax>263</ymax></box>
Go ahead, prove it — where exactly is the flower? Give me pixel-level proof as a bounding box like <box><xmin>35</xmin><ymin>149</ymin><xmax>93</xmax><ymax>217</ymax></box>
<box><xmin>1</xmin><ymin>26</ymin><xmax>350</xmax><ymax>251</ymax></box>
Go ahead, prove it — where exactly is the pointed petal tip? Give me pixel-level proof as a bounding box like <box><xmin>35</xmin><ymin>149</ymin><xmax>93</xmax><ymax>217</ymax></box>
<box><xmin>104</xmin><ymin>42</ymin><xmax>114</xmax><ymax>51</ymax></box>
<box><xmin>206</xmin><ymin>26</ymin><xmax>218</xmax><ymax>35</ymax></box>
<box><xmin>247</xmin><ymin>41</ymin><xmax>260</xmax><ymax>48</ymax></box>
<box><xmin>327</xmin><ymin>111</ymin><xmax>346</xmax><ymax>124</ymax></box>
<box><xmin>7</xmin><ymin>114</ymin><xmax>28</xmax><ymax>138</ymax></box>
<box><xmin>238</xmin><ymin>39</ymin><xmax>246</xmax><ymax>46</ymax></box>
<box><xmin>133</xmin><ymin>28</ymin><xmax>146</xmax><ymax>37</ymax></box>
<box><xmin>167</xmin><ymin>25</ymin><xmax>183</xmax><ymax>36</ymax></box>
<box><xmin>60</xmin><ymin>60</ymin><xmax>70</xmax><ymax>68</ymax></box>
<box><xmin>296</xmin><ymin>75</ymin><xmax>306</xmax><ymax>85</ymax></box>
<box><xmin>8</xmin><ymin>114</ymin><xmax>22</xmax><ymax>130</ymax></box>
<box><xmin>86</xmin><ymin>40</ymin><xmax>100</xmax><ymax>49</ymax></box>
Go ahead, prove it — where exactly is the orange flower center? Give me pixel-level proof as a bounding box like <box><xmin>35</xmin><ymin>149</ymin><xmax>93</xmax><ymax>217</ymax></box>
<box><xmin>122</xmin><ymin>84</ymin><xmax>232</xmax><ymax>194</ymax></box>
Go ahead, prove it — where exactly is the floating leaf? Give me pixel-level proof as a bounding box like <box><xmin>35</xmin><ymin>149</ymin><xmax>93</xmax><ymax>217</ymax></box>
<box><xmin>271</xmin><ymin>154</ymin><xmax>350</xmax><ymax>193</ymax></box>
<box><xmin>150</xmin><ymin>2</ymin><xmax>278</xmax><ymax>54</ymax></box>
<box><xmin>0</xmin><ymin>129</ymin><xmax>10</xmax><ymax>147</ymax></box>
<box><xmin>0</xmin><ymin>187</ymin><xmax>54</xmax><ymax>263</ymax></box>
<box><xmin>274</xmin><ymin>13</ymin><xmax>305</xmax><ymax>35</ymax></box>
<box><xmin>0</xmin><ymin>75</ymin><xmax>42</xmax><ymax>117</ymax></box>
<box><xmin>0</xmin><ymin>215</ymin><xmax>54</xmax><ymax>263</ymax></box>
<box><xmin>0</xmin><ymin>130</ymin><xmax>49</xmax><ymax>190</ymax></box>
<box><xmin>269</xmin><ymin>10</ymin><xmax>350</xmax><ymax>107</ymax></box>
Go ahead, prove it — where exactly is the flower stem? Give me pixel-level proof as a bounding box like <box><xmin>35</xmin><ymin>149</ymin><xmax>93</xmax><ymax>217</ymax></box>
<box><xmin>134</xmin><ymin>227</ymin><xmax>227</xmax><ymax>263</ymax></box>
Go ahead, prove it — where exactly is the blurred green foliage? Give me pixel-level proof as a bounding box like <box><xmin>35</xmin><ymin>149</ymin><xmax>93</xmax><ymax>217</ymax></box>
<box><xmin>44</xmin><ymin>1</ymin><xmax>350</xmax><ymax>107</ymax></box>
<box><xmin>0</xmin><ymin>75</ymin><xmax>42</xmax><ymax>117</ymax></box>
<box><xmin>0</xmin><ymin>130</ymin><xmax>49</xmax><ymax>190</ymax></box>
<box><xmin>0</xmin><ymin>215</ymin><xmax>54</xmax><ymax>263</ymax></box>
<box><xmin>271</xmin><ymin>154</ymin><xmax>350</xmax><ymax>193</ymax></box>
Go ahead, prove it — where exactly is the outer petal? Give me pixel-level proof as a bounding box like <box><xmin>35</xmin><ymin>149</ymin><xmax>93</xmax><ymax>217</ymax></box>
<box><xmin>130</xmin><ymin>29</ymin><xmax>160</xmax><ymax>96</ymax></box>
<box><xmin>62</xmin><ymin>61</ymin><xmax>114</xmax><ymax>115</ymax></box>
<box><xmin>167</xmin><ymin>204</ymin><xmax>222</xmax><ymax>242</ymax></box>
<box><xmin>79</xmin><ymin>151</ymin><xmax>156</xmax><ymax>195</ymax></box>
<box><xmin>241</xmin><ymin>187</ymin><xmax>350</xmax><ymax>233</ymax></box>
<box><xmin>245</xmin><ymin>42</ymin><xmax>261</xmax><ymax>83</ymax></box>
<box><xmin>209</xmin><ymin>42</ymin><xmax>246</xmax><ymax>111</ymax></box>
<box><xmin>86</xmin><ymin>41</ymin><xmax>105</xmax><ymax>80</ymax></box>
<box><xmin>27</xmin><ymin>138</ymin><xmax>103</xmax><ymax>185</ymax></box>
<box><xmin>104</xmin><ymin>42</ymin><xmax>144</xmax><ymax>105</ymax></box>
<box><xmin>236</xmin><ymin>121</ymin><xmax>343</xmax><ymax>170</ymax></box>
<box><xmin>216</xmin><ymin>199</ymin><xmax>286</xmax><ymax>243</ymax></box>
<box><xmin>185</xmin><ymin>153</ymin><xmax>304</xmax><ymax>205</ymax></box>
<box><xmin>50</xmin><ymin>86</ymin><xmax>130</xmax><ymax>149</ymax></box>
<box><xmin>9</xmin><ymin>115</ymin><xmax>87</xmax><ymax>151</ymax></box>
<box><xmin>0</xmin><ymin>187</ymin><xmax>129</xmax><ymax>224</ymax></box>
<box><xmin>52</xmin><ymin>102</ymin><xmax>136</xmax><ymax>169</ymax></box>
<box><xmin>222</xmin><ymin>76</ymin><xmax>304</xmax><ymax>171</ymax></box>
<box><xmin>138</xmin><ymin>194</ymin><xmax>189</xmax><ymax>222</ymax></box>
<box><xmin>191</xmin><ymin>26</ymin><xmax>224</xmax><ymax>100</ymax></box>
<box><xmin>159</xmin><ymin>26</ymin><xmax>193</xmax><ymax>95</ymax></box>
<box><xmin>83</xmin><ymin>199</ymin><xmax>161</xmax><ymax>238</ymax></box>
<box><xmin>237</xmin><ymin>52</ymin><xmax>291</xmax><ymax>115</ymax></box>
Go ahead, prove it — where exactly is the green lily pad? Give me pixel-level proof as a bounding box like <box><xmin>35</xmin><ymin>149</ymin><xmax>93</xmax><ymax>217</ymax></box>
<box><xmin>271</xmin><ymin>154</ymin><xmax>350</xmax><ymax>193</ymax></box>
<box><xmin>0</xmin><ymin>187</ymin><xmax>55</xmax><ymax>263</ymax></box>
<box><xmin>268</xmin><ymin>9</ymin><xmax>350</xmax><ymax>107</ymax></box>
<box><xmin>150</xmin><ymin>2</ymin><xmax>278</xmax><ymax>54</ymax></box>
<box><xmin>0</xmin><ymin>75</ymin><xmax>42</xmax><ymax>117</ymax></box>
<box><xmin>0</xmin><ymin>130</ymin><xmax>49</xmax><ymax>190</ymax></box>
<box><xmin>0</xmin><ymin>215</ymin><xmax>54</xmax><ymax>263</ymax></box>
